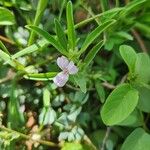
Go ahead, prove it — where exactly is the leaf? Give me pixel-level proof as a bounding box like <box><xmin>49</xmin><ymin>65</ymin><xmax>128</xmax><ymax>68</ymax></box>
<box><xmin>55</xmin><ymin>19</ymin><xmax>67</xmax><ymax>50</ymax></box>
<box><xmin>24</xmin><ymin>72</ymin><xmax>57</xmax><ymax>81</ymax></box>
<box><xmin>137</xmin><ymin>87</ymin><xmax>150</xmax><ymax>113</ymax></box>
<box><xmin>0</xmin><ymin>7</ymin><xmax>15</xmax><ymax>25</ymax></box>
<box><xmin>121</xmin><ymin>128</ymin><xmax>150</xmax><ymax>150</ymax></box>
<box><xmin>61</xmin><ymin>142</ymin><xmax>95</xmax><ymax>150</ymax></box>
<box><xmin>134</xmin><ymin>53</ymin><xmax>150</xmax><ymax>84</ymax></box>
<box><xmin>26</xmin><ymin>25</ymin><xmax>67</xmax><ymax>55</ymax></box>
<box><xmin>95</xmin><ymin>82</ymin><xmax>105</xmax><ymax>103</ymax></box>
<box><xmin>79</xmin><ymin>20</ymin><xmax>116</xmax><ymax>55</ymax></box>
<box><xmin>43</xmin><ymin>88</ymin><xmax>51</xmax><ymax>107</ymax></box>
<box><xmin>12</xmin><ymin>39</ymin><xmax>48</xmax><ymax>59</ymax></box>
<box><xmin>83</xmin><ymin>40</ymin><xmax>104</xmax><ymax>68</ymax></box>
<box><xmin>101</xmin><ymin>83</ymin><xmax>139</xmax><ymax>125</ymax></box>
<box><xmin>0</xmin><ymin>41</ymin><xmax>10</xmax><ymax>55</ymax></box>
<box><xmin>119</xmin><ymin>45</ymin><xmax>137</xmax><ymax>73</ymax></box>
<box><xmin>66</xmin><ymin>1</ymin><xmax>76</xmax><ymax>50</ymax></box>
<box><xmin>117</xmin><ymin>109</ymin><xmax>143</xmax><ymax>127</ymax></box>
<box><xmin>73</xmin><ymin>73</ymin><xmax>87</xmax><ymax>93</ymax></box>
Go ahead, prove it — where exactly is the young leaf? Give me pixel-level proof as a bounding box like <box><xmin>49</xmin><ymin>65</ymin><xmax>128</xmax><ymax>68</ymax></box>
<box><xmin>24</xmin><ymin>72</ymin><xmax>57</xmax><ymax>81</ymax></box>
<box><xmin>121</xmin><ymin>128</ymin><xmax>150</xmax><ymax>150</ymax></box>
<box><xmin>12</xmin><ymin>39</ymin><xmax>48</xmax><ymax>59</ymax></box>
<box><xmin>66</xmin><ymin>1</ymin><xmax>76</xmax><ymax>50</ymax></box>
<box><xmin>101</xmin><ymin>83</ymin><xmax>139</xmax><ymax>125</ymax></box>
<box><xmin>55</xmin><ymin>19</ymin><xmax>67</xmax><ymax>50</ymax></box>
<box><xmin>26</xmin><ymin>25</ymin><xmax>68</xmax><ymax>55</ymax></box>
<box><xmin>119</xmin><ymin>45</ymin><xmax>137</xmax><ymax>73</ymax></box>
<box><xmin>43</xmin><ymin>88</ymin><xmax>51</xmax><ymax>107</ymax></box>
<box><xmin>134</xmin><ymin>53</ymin><xmax>150</xmax><ymax>84</ymax></box>
<box><xmin>0</xmin><ymin>7</ymin><xmax>15</xmax><ymax>25</ymax></box>
<box><xmin>79</xmin><ymin>20</ymin><xmax>116</xmax><ymax>55</ymax></box>
<box><xmin>83</xmin><ymin>40</ymin><xmax>104</xmax><ymax>68</ymax></box>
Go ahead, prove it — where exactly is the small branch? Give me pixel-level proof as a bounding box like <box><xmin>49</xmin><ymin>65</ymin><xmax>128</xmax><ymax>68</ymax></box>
<box><xmin>0</xmin><ymin>125</ymin><xmax>59</xmax><ymax>148</ymax></box>
<box><xmin>0</xmin><ymin>35</ymin><xmax>14</xmax><ymax>45</ymax></box>
<box><xmin>100</xmin><ymin>127</ymin><xmax>111</xmax><ymax>150</ymax></box>
<box><xmin>102</xmin><ymin>82</ymin><xmax>116</xmax><ymax>89</ymax></box>
<box><xmin>131</xmin><ymin>29</ymin><xmax>148</xmax><ymax>53</ymax></box>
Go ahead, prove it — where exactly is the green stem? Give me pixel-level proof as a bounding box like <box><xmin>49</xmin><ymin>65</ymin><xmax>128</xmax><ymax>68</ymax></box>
<box><xmin>0</xmin><ymin>125</ymin><xmax>59</xmax><ymax>147</ymax></box>
<box><xmin>28</xmin><ymin>0</ymin><xmax>48</xmax><ymax>46</ymax></box>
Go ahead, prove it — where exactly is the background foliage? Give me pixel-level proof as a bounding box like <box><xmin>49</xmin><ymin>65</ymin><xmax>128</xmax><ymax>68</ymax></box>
<box><xmin>0</xmin><ymin>0</ymin><xmax>150</xmax><ymax>150</ymax></box>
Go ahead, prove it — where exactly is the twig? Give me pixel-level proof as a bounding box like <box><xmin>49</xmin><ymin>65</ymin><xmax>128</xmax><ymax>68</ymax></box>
<box><xmin>131</xmin><ymin>29</ymin><xmax>148</xmax><ymax>53</ymax></box>
<box><xmin>0</xmin><ymin>35</ymin><xmax>14</xmax><ymax>45</ymax></box>
<box><xmin>0</xmin><ymin>125</ymin><xmax>59</xmax><ymax>147</ymax></box>
<box><xmin>101</xmin><ymin>82</ymin><xmax>116</xmax><ymax>89</ymax></box>
<box><xmin>100</xmin><ymin>127</ymin><xmax>111</xmax><ymax>150</ymax></box>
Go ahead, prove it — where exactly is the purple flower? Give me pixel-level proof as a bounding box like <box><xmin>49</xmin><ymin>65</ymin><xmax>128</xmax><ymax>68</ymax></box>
<box><xmin>53</xmin><ymin>56</ymin><xmax>78</xmax><ymax>87</ymax></box>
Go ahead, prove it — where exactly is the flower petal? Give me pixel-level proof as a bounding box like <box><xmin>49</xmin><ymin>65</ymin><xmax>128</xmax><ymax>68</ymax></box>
<box><xmin>53</xmin><ymin>72</ymin><xmax>69</xmax><ymax>87</ymax></box>
<box><xmin>57</xmin><ymin>56</ymin><xmax>69</xmax><ymax>70</ymax></box>
<box><xmin>67</xmin><ymin>61</ymin><xmax>78</xmax><ymax>74</ymax></box>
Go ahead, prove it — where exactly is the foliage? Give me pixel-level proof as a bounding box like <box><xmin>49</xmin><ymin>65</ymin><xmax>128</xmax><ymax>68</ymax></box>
<box><xmin>0</xmin><ymin>0</ymin><xmax>150</xmax><ymax>150</ymax></box>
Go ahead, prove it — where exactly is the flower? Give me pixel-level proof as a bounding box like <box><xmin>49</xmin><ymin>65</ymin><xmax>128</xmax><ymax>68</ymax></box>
<box><xmin>53</xmin><ymin>56</ymin><xmax>78</xmax><ymax>87</ymax></box>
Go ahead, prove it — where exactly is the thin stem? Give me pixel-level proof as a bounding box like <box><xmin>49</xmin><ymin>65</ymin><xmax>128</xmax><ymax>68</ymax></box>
<box><xmin>0</xmin><ymin>125</ymin><xmax>59</xmax><ymax>147</ymax></box>
<box><xmin>0</xmin><ymin>35</ymin><xmax>14</xmax><ymax>45</ymax></box>
<box><xmin>101</xmin><ymin>127</ymin><xmax>111</xmax><ymax>150</ymax></box>
<box><xmin>131</xmin><ymin>29</ymin><xmax>148</xmax><ymax>53</ymax></box>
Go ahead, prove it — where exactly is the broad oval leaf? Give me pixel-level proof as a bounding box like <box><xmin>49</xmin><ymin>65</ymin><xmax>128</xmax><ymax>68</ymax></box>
<box><xmin>0</xmin><ymin>7</ymin><xmax>15</xmax><ymax>25</ymax></box>
<box><xmin>101</xmin><ymin>83</ymin><xmax>139</xmax><ymax>125</ymax></box>
<box><xmin>121</xmin><ymin>128</ymin><xmax>150</xmax><ymax>150</ymax></box>
<box><xmin>119</xmin><ymin>45</ymin><xmax>137</xmax><ymax>73</ymax></box>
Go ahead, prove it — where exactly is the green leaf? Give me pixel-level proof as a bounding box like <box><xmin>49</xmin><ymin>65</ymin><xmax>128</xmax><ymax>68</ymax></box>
<box><xmin>0</xmin><ymin>41</ymin><xmax>10</xmax><ymax>55</ymax></box>
<box><xmin>43</xmin><ymin>88</ymin><xmax>51</xmax><ymax>107</ymax></box>
<box><xmin>73</xmin><ymin>73</ymin><xmax>87</xmax><ymax>93</ymax></box>
<box><xmin>83</xmin><ymin>40</ymin><xmax>104</xmax><ymax>68</ymax></box>
<box><xmin>66</xmin><ymin>1</ymin><xmax>76</xmax><ymax>50</ymax></box>
<box><xmin>79</xmin><ymin>20</ymin><xmax>116</xmax><ymax>55</ymax></box>
<box><xmin>12</xmin><ymin>39</ymin><xmax>48</xmax><ymax>59</ymax></box>
<box><xmin>119</xmin><ymin>45</ymin><xmax>137</xmax><ymax>73</ymax></box>
<box><xmin>55</xmin><ymin>19</ymin><xmax>67</xmax><ymax>50</ymax></box>
<box><xmin>61</xmin><ymin>142</ymin><xmax>95</xmax><ymax>150</ymax></box>
<box><xmin>134</xmin><ymin>53</ymin><xmax>150</xmax><ymax>84</ymax></box>
<box><xmin>26</xmin><ymin>25</ymin><xmax>68</xmax><ymax>55</ymax></box>
<box><xmin>121</xmin><ymin>128</ymin><xmax>150</xmax><ymax>150</ymax></box>
<box><xmin>101</xmin><ymin>83</ymin><xmax>139</xmax><ymax>125</ymax></box>
<box><xmin>95</xmin><ymin>81</ymin><xmax>105</xmax><ymax>103</ymax></box>
<box><xmin>0</xmin><ymin>7</ymin><xmax>15</xmax><ymax>25</ymax></box>
<box><xmin>137</xmin><ymin>87</ymin><xmax>150</xmax><ymax>113</ymax></box>
<box><xmin>117</xmin><ymin>109</ymin><xmax>143</xmax><ymax>127</ymax></box>
<box><xmin>24</xmin><ymin>72</ymin><xmax>57</xmax><ymax>81</ymax></box>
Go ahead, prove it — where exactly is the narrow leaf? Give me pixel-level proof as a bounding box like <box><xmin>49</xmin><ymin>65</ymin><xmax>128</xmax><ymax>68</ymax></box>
<box><xmin>66</xmin><ymin>1</ymin><xmax>76</xmax><ymax>50</ymax></box>
<box><xmin>55</xmin><ymin>19</ymin><xmax>67</xmax><ymax>50</ymax></box>
<box><xmin>83</xmin><ymin>40</ymin><xmax>104</xmax><ymax>68</ymax></box>
<box><xmin>26</xmin><ymin>25</ymin><xmax>67</xmax><ymax>55</ymax></box>
<box><xmin>24</xmin><ymin>72</ymin><xmax>57</xmax><ymax>81</ymax></box>
<box><xmin>79</xmin><ymin>20</ymin><xmax>116</xmax><ymax>55</ymax></box>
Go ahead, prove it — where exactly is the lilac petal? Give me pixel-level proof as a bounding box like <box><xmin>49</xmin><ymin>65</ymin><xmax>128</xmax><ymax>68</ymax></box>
<box><xmin>57</xmin><ymin>56</ymin><xmax>69</xmax><ymax>70</ymax></box>
<box><xmin>67</xmin><ymin>61</ymin><xmax>78</xmax><ymax>75</ymax></box>
<box><xmin>53</xmin><ymin>72</ymin><xmax>69</xmax><ymax>87</ymax></box>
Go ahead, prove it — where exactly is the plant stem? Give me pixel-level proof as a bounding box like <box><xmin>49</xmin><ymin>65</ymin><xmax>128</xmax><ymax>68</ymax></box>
<box><xmin>101</xmin><ymin>127</ymin><xmax>111</xmax><ymax>150</ymax></box>
<box><xmin>28</xmin><ymin>0</ymin><xmax>48</xmax><ymax>46</ymax></box>
<box><xmin>0</xmin><ymin>125</ymin><xmax>59</xmax><ymax>148</ymax></box>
